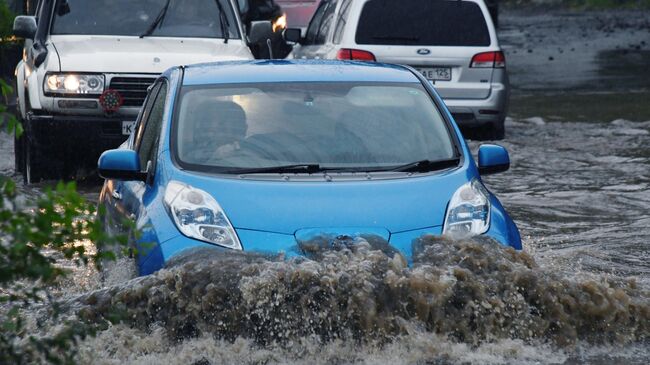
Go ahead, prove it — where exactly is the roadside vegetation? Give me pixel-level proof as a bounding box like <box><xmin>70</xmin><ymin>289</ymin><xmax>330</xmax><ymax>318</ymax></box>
<box><xmin>0</xmin><ymin>1</ymin><xmax>21</xmax><ymax>87</ymax></box>
<box><xmin>0</xmin><ymin>1</ymin><xmax>14</xmax><ymax>38</ymax></box>
<box><xmin>1</xmin><ymin>77</ymin><xmax>129</xmax><ymax>363</ymax></box>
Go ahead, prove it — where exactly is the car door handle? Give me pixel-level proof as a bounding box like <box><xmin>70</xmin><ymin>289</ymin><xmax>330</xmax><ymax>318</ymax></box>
<box><xmin>112</xmin><ymin>190</ymin><xmax>122</xmax><ymax>200</ymax></box>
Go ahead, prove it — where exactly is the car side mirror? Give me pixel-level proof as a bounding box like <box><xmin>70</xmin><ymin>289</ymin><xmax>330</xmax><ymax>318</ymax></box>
<box><xmin>13</xmin><ymin>16</ymin><xmax>37</xmax><ymax>39</ymax></box>
<box><xmin>478</xmin><ymin>144</ymin><xmax>510</xmax><ymax>175</ymax></box>
<box><xmin>283</xmin><ymin>28</ymin><xmax>302</xmax><ymax>44</ymax></box>
<box><xmin>98</xmin><ymin>149</ymin><xmax>147</xmax><ymax>181</ymax></box>
<box><xmin>248</xmin><ymin>20</ymin><xmax>273</xmax><ymax>44</ymax></box>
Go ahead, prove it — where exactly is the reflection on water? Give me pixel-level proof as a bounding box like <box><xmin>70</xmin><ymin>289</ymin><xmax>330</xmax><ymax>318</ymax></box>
<box><xmin>478</xmin><ymin>117</ymin><xmax>650</xmax><ymax>286</ymax></box>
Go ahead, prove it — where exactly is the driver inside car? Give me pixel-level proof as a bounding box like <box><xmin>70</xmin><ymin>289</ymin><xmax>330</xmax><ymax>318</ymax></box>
<box><xmin>189</xmin><ymin>100</ymin><xmax>248</xmax><ymax>164</ymax></box>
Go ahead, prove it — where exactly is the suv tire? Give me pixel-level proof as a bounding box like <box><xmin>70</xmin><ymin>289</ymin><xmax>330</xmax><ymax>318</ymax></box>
<box><xmin>467</xmin><ymin>121</ymin><xmax>505</xmax><ymax>141</ymax></box>
<box><xmin>23</xmin><ymin>138</ymin><xmax>50</xmax><ymax>184</ymax></box>
<box><xmin>14</xmin><ymin>133</ymin><xmax>25</xmax><ymax>174</ymax></box>
<box><xmin>490</xmin><ymin>121</ymin><xmax>505</xmax><ymax>140</ymax></box>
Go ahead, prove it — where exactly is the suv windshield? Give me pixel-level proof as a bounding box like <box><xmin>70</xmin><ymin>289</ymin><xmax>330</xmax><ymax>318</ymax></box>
<box><xmin>50</xmin><ymin>0</ymin><xmax>240</xmax><ymax>39</ymax></box>
<box><xmin>356</xmin><ymin>0</ymin><xmax>490</xmax><ymax>47</ymax></box>
<box><xmin>174</xmin><ymin>82</ymin><xmax>456</xmax><ymax>174</ymax></box>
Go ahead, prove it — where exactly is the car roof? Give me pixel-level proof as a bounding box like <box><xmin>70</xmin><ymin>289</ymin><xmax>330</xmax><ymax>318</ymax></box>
<box><xmin>181</xmin><ymin>60</ymin><xmax>419</xmax><ymax>86</ymax></box>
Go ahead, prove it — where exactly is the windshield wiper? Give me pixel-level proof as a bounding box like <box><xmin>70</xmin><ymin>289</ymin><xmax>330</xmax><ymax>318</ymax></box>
<box><xmin>140</xmin><ymin>0</ymin><xmax>171</xmax><ymax>38</ymax></box>
<box><xmin>225</xmin><ymin>164</ymin><xmax>327</xmax><ymax>174</ymax></box>
<box><xmin>224</xmin><ymin>158</ymin><xmax>460</xmax><ymax>175</ymax></box>
<box><xmin>387</xmin><ymin>157</ymin><xmax>461</xmax><ymax>173</ymax></box>
<box><xmin>214</xmin><ymin>0</ymin><xmax>230</xmax><ymax>43</ymax></box>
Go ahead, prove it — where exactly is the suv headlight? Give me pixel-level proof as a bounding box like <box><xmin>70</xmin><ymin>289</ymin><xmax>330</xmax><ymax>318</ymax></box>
<box><xmin>45</xmin><ymin>73</ymin><xmax>105</xmax><ymax>95</ymax></box>
<box><xmin>443</xmin><ymin>179</ymin><xmax>491</xmax><ymax>238</ymax></box>
<box><xmin>163</xmin><ymin>181</ymin><xmax>242</xmax><ymax>250</ymax></box>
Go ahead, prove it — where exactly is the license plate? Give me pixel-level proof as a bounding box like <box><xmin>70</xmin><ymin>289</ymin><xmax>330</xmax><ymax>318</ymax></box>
<box><xmin>122</xmin><ymin>121</ymin><xmax>136</xmax><ymax>136</ymax></box>
<box><xmin>416</xmin><ymin>67</ymin><xmax>451</xmax><ymax>81</ymax></box>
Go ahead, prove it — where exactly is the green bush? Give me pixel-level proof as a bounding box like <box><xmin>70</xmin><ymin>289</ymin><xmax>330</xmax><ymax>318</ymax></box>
<box><xmin>0</xmin><ymin>0</ymin><xmax>15</xmax><ymax>40</ymax></box>
<box><xmin>0</xmin><ymin>78</ymin><xmax>130</xmax><ymax>364</ymax></box>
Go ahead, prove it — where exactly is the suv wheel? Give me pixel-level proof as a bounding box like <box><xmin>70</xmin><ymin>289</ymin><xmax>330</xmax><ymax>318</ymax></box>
<box><xmin>468</xmin><ymin>121</ymin><xmax>505</xmax><ymax>141</ymax></box>
<box><xmin>490</xmin><ymin>121</ymin><xmax>505</xmax><ymax>140</ymax></box>
<box><xmin>14</xmin><ymin>133</ymin><xmax>25</xmax><ymax>174</ymax></box>
<box><xmin>23</xmin><ymin>139</ymin><xmax>48</xmax><ymax>184</ymax></box>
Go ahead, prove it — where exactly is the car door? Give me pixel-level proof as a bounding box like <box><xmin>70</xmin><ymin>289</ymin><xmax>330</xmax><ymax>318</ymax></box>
<box><xmin>291</xmin><ymin>0</ymin><xmax>336</xmax><ymax>59</ymax></box>
<box><xmin>109</xmin><ymin>80</ymin><xmax>167</xmax><ymax>236</ymax></box>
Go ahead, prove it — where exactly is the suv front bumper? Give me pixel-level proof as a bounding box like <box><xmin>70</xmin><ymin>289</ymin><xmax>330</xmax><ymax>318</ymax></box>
<box><xmin>25</xmin><ymin>113</ymin><xmax>132</xmax><ymax>161</ymax></box>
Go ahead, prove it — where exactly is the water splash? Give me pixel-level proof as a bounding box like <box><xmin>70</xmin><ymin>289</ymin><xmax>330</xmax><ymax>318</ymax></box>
<box><xmin>69</xmin><ymin>236</ymin><xmax>648</xmax><ymax>359</ymax></box>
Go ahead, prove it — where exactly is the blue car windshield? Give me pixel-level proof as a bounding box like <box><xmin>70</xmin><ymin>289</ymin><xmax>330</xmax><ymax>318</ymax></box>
<box><xmin>174</xmin><ymin>82</ymin><xmax>456</xmax><ymax>173</ymax></box>
<box><xmin>50</xmin><ymin>0</ymin><xmax>240</xmax><ymax>39</ymax></box>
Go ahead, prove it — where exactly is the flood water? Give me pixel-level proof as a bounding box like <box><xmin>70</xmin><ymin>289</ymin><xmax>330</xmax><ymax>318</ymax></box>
<box><xmin>1</xmin><ymin>8</ymin><xmax>649</xmax><ymax>365</ymax></box>
<box><xmin>3</xmin><ymin>111</ymin><xmax>649</xmax><ymax>364</ymax></box>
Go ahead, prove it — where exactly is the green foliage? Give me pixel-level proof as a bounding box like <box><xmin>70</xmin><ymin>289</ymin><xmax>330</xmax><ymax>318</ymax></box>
<box><xmin>0</xmin><ymin>178</ymin><xmax>130</xmax><ymax>364</ymax></box>
<box><xmin>0</xmin><ymin>78</ymin><xmax>130</xmax><ymax>363</ymax></box>
<box><xmin>0</xmin><ymin>0</ymin><xmax>15</xmax><ymax>40</ymax></box>
<box><xmin>0</xmin><ymin>180</ymin><xmax>128</xmax><ymax>287</ymax></box>
<box><xmin>0</xmin><ymin>78</ymin><xmax>23</xmax><ymax>137</ymax></box>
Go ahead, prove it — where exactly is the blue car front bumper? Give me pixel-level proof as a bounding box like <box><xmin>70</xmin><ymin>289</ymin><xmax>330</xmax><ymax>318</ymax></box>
<box><xmin>136</xmin><ymin>211</ymin><xmax>520</xmax><ymax>276</ymax></box>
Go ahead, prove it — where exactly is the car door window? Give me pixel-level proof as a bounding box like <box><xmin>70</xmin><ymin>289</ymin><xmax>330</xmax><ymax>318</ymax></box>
<box><xmin>315</xmin><ymin>0</ymin><xmax>337</xmax><ymax>45</ymax></box>
<box><xmin>133</xmin><ymin>83</ymin><xmax>162</xmax><ymax>150</ymax></box>
<box><xmin>137</xmin><ymin>81</ymin><xmax>168</xmax><ymax>175</ymax></box>
<box><xmin>333</xmin><ymin>0</ymin><xmax>352</xmax><ymax>44</ymax></box>
<box><xmin>303</xmin><ymin>1</ymin><xmax>329</xmax><ymax>45</ymax></box>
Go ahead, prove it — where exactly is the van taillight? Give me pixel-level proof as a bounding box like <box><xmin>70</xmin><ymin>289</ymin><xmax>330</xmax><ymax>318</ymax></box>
<box><xmin>470</xmin><ymin>51</ymin><xmax>505</xmax><ymax>68</ymax></box>
<box><xmin>336</xmin><ymin>48</ymin><xmax>376</xmax><ymax>62</ymax></box>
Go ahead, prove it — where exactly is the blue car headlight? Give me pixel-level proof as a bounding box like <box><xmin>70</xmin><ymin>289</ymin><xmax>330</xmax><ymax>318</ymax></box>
<box><xmin>443</xmin><ymin>179</ymin><xmax>491</xmax><ymax>238</ymax></box>
<box><xmin>163</xmin><ymin>181</ymin><xmax>242</xmax><ymax>250</ymax></box>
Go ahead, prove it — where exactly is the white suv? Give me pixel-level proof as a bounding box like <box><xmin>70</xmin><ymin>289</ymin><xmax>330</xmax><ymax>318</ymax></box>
<box><xmin>13</xmin><ymin>0</ymin><xmax>272</xmax><ymax>183</ymax></box>
<box><xmin>287</xmin><ymin>0</ymin><xmax>509</xmax><ymax>140</ymax></box>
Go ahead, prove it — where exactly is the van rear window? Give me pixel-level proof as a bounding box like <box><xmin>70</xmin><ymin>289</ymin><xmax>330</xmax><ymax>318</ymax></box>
<box><xmin>355</xmin><ymin>0</ymin><xmax>491</xmax><ymax>47</ymax></box>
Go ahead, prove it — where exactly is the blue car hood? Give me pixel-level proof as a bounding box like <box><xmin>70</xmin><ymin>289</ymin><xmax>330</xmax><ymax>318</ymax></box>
<box><xmin>172</xmin><ymin>170</ymin><xmax>471</xmax><ymax>235</ymax></box>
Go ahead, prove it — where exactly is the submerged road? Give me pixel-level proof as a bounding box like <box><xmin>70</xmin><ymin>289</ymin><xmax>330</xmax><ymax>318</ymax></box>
<box><xmin>0</xmin><ymin>8</ymin><xmax>648</xmax><ymax>365</ymax></box>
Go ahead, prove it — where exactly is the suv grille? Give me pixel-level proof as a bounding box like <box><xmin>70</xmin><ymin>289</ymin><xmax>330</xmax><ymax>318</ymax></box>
<box><xmin>109</xmin><ymin>77</ymin><xmax>156</xmax><ymax>107</ymax></box>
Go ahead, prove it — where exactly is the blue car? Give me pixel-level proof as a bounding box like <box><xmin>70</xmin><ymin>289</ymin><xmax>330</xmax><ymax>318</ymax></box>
<box><xmin>98</xmin><ymin>60</ymin><xmax>521</xmax><ymax>276</ymax></box>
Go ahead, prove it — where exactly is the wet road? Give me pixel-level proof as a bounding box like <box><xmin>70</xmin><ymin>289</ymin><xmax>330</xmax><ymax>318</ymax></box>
<box><xmin>478</xmin><ymin>117</ymin><xmax>650</xmax><ymax>286</ymax></box>
<box><xmin>500</xmin><ymin>9</ymin><xmax>650</xmax><ymax>122</ymax></box>
<box><xmin>1</xmin><ymin>8</ymin><xmax>649</xmax><ymax>365</ymax></box>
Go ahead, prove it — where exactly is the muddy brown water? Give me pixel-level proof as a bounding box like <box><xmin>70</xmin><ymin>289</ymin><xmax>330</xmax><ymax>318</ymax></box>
<box><xmin>3</xmin><ymin>114</ymin><xmax>649</xmax><ymax>364</ymax></box>
<box><xmin>1</xmin><ymin>9</ymin><xmax>649</xmax><ymax>365</ymax></box>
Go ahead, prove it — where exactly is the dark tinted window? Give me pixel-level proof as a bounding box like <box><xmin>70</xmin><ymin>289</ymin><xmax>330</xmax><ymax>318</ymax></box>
<box><xmin>51</xmin><ymin>0</ymin><xmax>240</xmax><ymax>39</ymax></box>
<box><xmin>356</xmin><ymin>0</ymin><xmax>490</xmax><ymax>46</ymax></box>
<box><xmin>315</xmin><ymin>0</ymin><xmax>337</xmax><ymax>44</ymax></box>
<box><xmin>304</xmin><ymin>1</ymin><xmax>328</xmax><ymax>45</ymax></box>
<box><xmin>333</xmin><ymin>0</ymin><xmax>352</xmax><ymax>44</ymax></box>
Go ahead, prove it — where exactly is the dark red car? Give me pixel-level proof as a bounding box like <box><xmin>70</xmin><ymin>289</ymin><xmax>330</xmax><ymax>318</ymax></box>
<box><xmin>276</xmin><ymin>0</ymin><xmax>319</xmax><ymax>28</ymax></box>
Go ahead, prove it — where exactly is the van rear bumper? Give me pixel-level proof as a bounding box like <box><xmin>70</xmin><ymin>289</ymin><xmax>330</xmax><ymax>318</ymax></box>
<box><xmin>444</xmin><ymin>83</ymin><xmax>509</xmax><ymax>127</ymax></box>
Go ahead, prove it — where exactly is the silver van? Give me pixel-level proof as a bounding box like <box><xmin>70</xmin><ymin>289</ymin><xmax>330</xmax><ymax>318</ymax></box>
<box><xmin>287</xmin><ymin>0</ymin><xmax>509</xmax><ymax>139</ymax></box>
